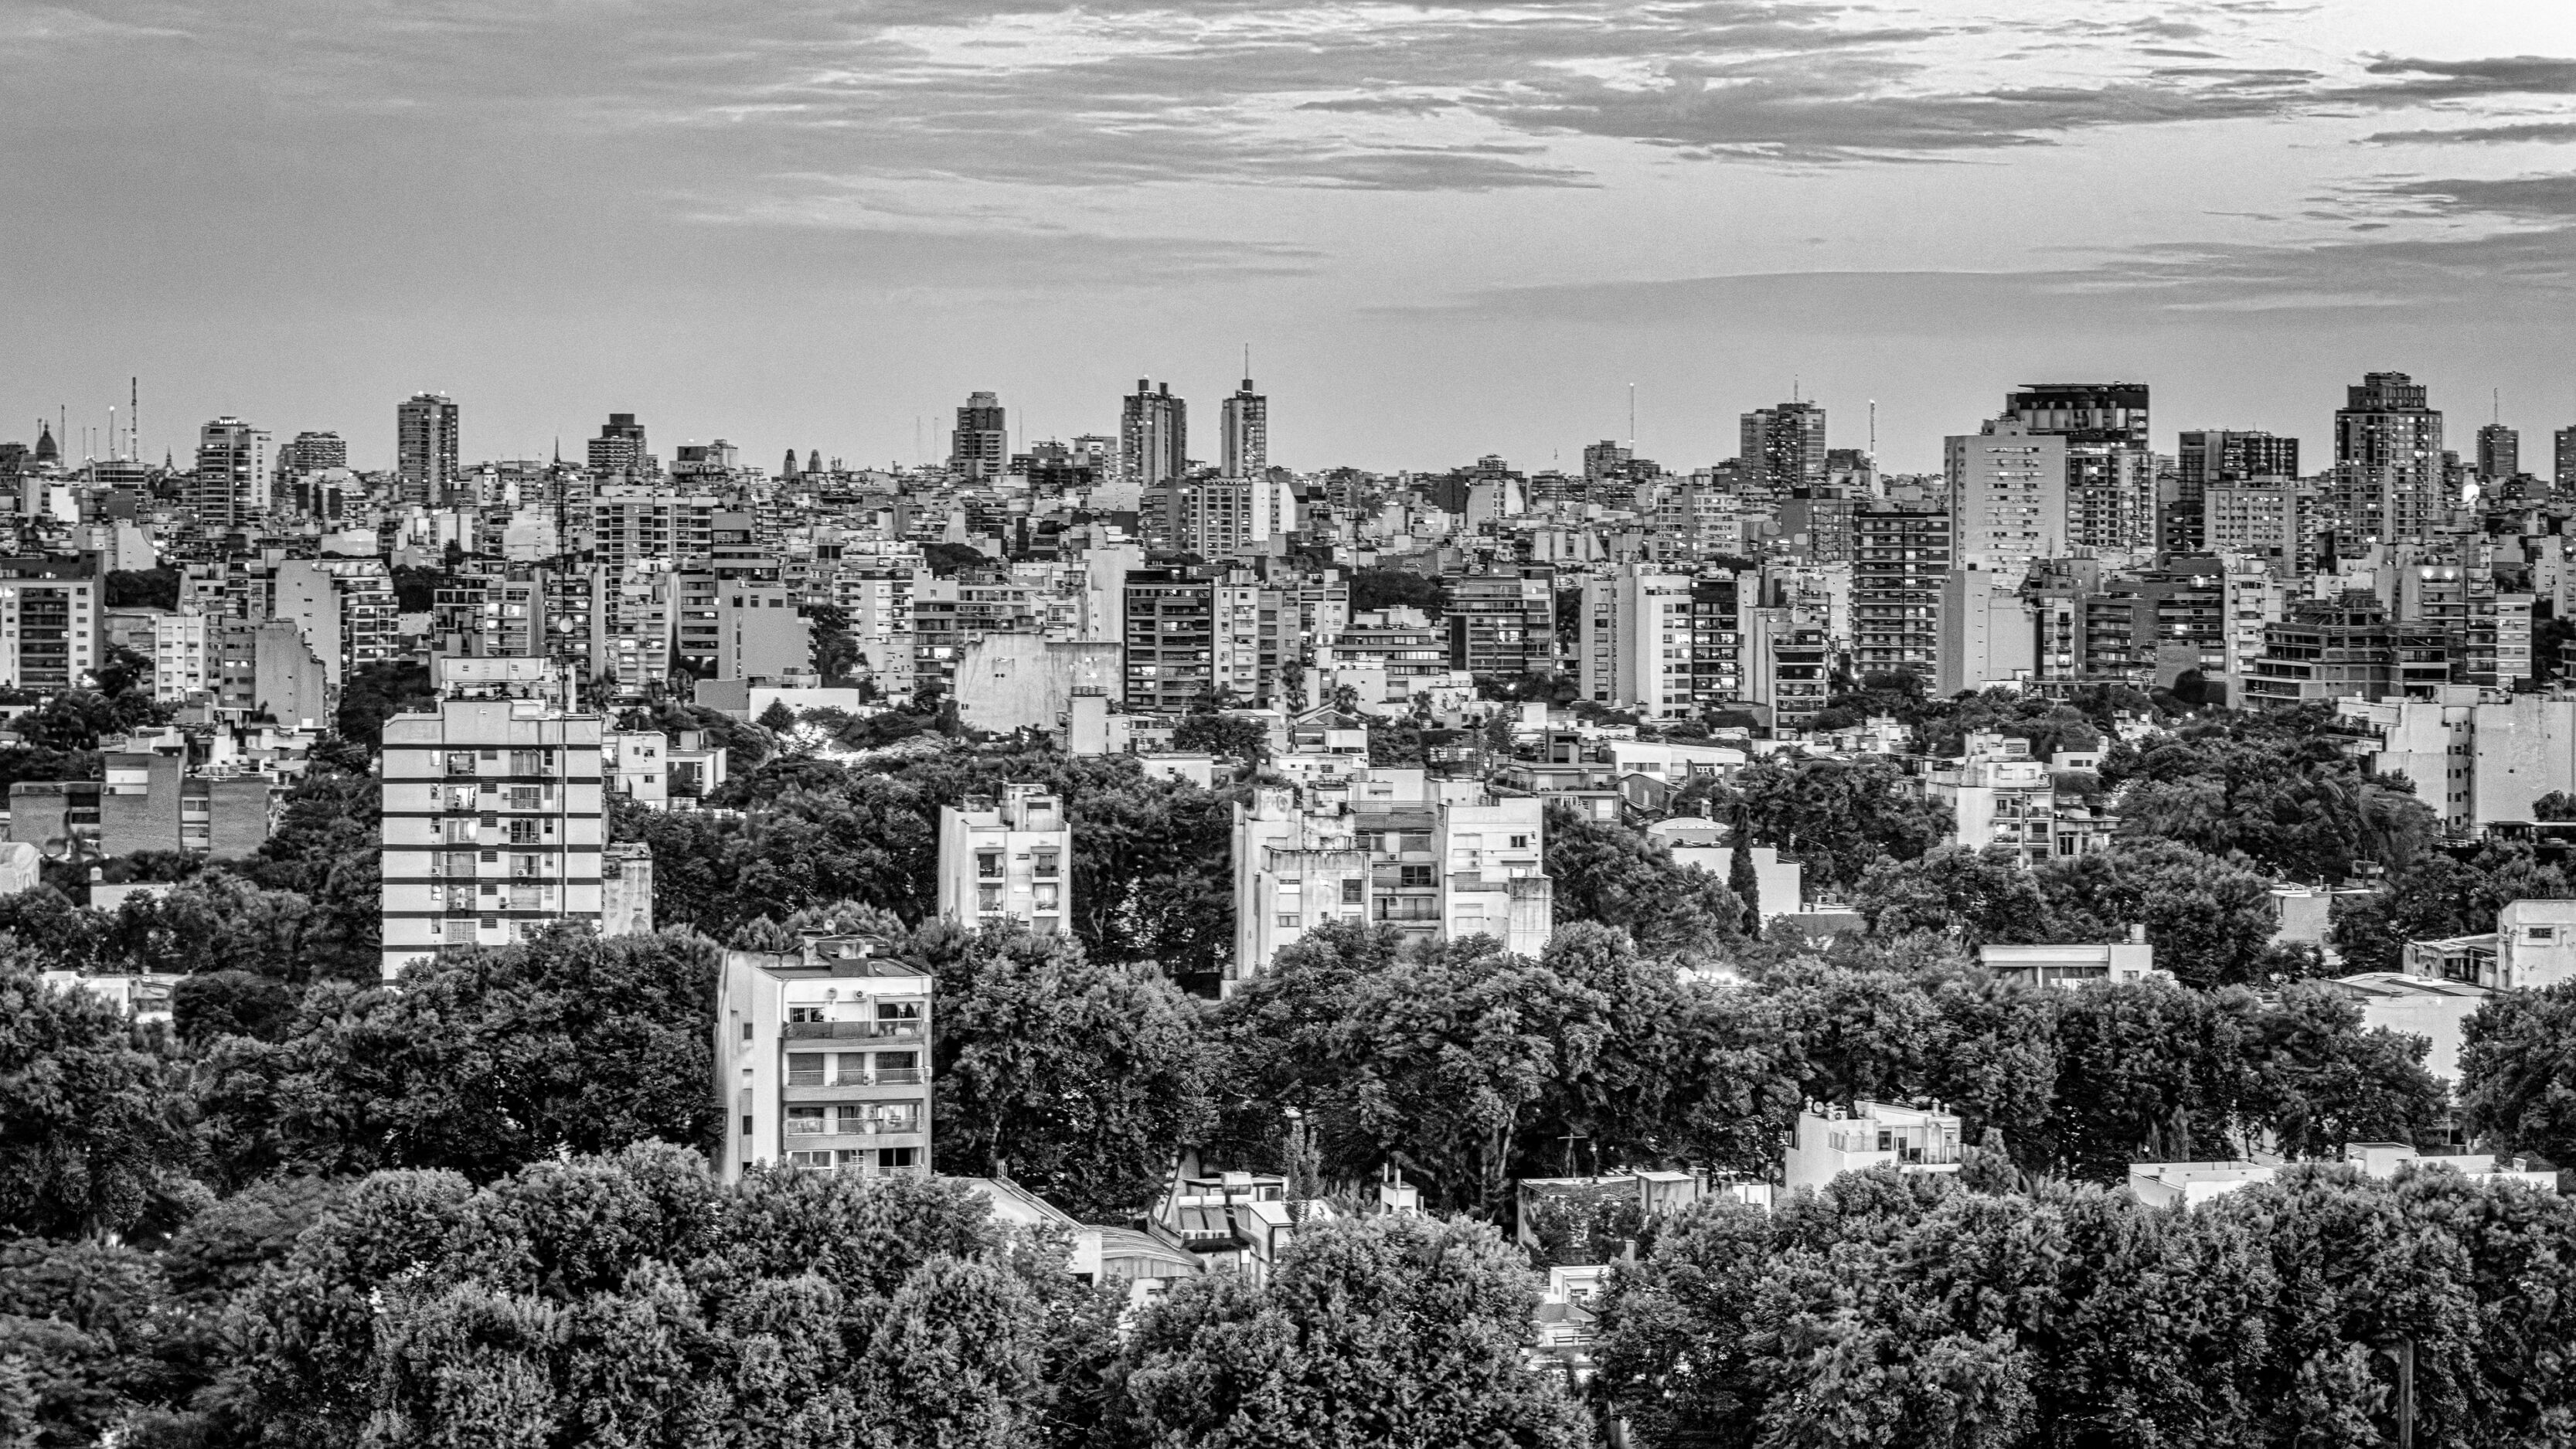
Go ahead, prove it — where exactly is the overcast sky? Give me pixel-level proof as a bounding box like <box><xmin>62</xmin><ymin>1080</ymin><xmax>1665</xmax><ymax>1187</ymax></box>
<box><xmin>9</xmin><ymin>0</ymin><xmax>2576</xmax><ymax>474</ymax></box>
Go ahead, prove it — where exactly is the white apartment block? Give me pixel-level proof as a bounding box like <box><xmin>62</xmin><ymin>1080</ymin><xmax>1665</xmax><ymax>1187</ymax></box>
<box><xmin>377</xmin><ymin>663</ymin><xmax>617</xmax><ymax>979</ymax></box>
<box><xmin>151</xmin><ymin>610</ymin><xmax>211</xmax><ymax>700</ymax></box>
<box><xmin>715</xmin><ymin>934</ymin><xmax>931</xmax><ymax>1185</ymax></box>
<box><xmin>936</xmin><ymin>784</ymin><xmax>1072</xmax><ymax>931</ymax></box>
<box><xmin>1230</xmin><ymin>786</ymin><xmax>1551</xmax><ymax>992</ymax></box>
<box><xmin>1946</xmin><ymin>417</ymin><xmax>2068</xmax><ymax>571</ymax></box>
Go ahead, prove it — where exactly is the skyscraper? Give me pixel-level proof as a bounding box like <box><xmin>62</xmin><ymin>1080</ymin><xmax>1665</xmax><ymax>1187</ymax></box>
<box><xmin>1121</xmin><ymin>379</ymin><xmax>1187</xmax><ymax>486</ymax></box>
<box><xmin>192</xmin><ymin>417</ymin><xmax>270</xmax><ymax>527</ymax></box>
<box><xmin>2173</xmin><ymin>430</ymin><xmax>2299</xmax><ymax>552</ymax></box>
<box><xmin>587</xmin><ymin>413</ymin><xmax>648</xmax><ymax>476</ymax></box>
<box><xmin>2333</xmin><ymin>372</ymin><xmax>2443</xmax><ymax>548</ymax></box>
<box><xmin>2477</xmin><ymin>423</ymin><xmax>2520</xmax><ymax>482</ymax></box>
<box><xmin>948</xmin><ymin>391</ymin><xmax>1007</xmax><ymax>478</ymax></box>
<box><xmin>2004</xmin><ymin>383</ymin><xmax>2152</xmax><ymax>556</ymax></box>
<box><xmin>1220</xmin><ymin>374</ymin><xmax>1268</xmax><ymax>478</ymax></box>
<box><xmin>396</xmin><ymin>391</ymin><xmax>460</xmax><ymax>505</ymax></box>
<box><xmin>1739</xmin><ymin>400</ymin><xmax>1826</xmax><ymax>490</ymax></box>
<box><xmin>1946</xmin><ymin>417</ymin><xmax>2067</xmax><ymax>571</ymax></box>
<box><xmin>2557</xmin><ymin>427</ymin><xmax>2576</xmax><ymax>494</ymax></box>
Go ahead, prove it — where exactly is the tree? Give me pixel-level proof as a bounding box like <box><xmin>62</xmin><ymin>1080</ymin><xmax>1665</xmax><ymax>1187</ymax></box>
<box><xmin>1856</xmin><ymin>845</ymin><xmax>2050</xmax><ymax>947</ymax></box>
<box><xmin>2459</xmin><ymin>981</ymin><xmax>2576</xmax><ymax>1165</ymax></box>
<box><xmin>332</xmin><ymin>661</ymin><xmax>435</xmax><ymax>753</ymax></box>
<box><xmin>1169</xmin><ymin>710</ymin><xmax>1270</xmax><ymax>767</ymax></box>
<box><xmin>2530</xmin><ymin>790</ymin><xmax>2576</xmax><ymax>821</ymax></box>
<box><xmin>924</xmin><ymin>926</ymin><xmax>1214</xmax><ymax>1220</ymax></box>
<box><xmin>1111</xmin><ymin>1214</ymin><xmax>1588</xmax><ymax>1448</ymax></box>
<box><xmin>0</xmin><ymin>959</ymin><xmax>191</xmax><ymax>1238</ymax></box>
<box><xmin>1727</xmin><ymin>807</ymin><xmax>1761</xmax><ymax>933</ymax></box>
<box><xmin>1721</xmin><ymin>756</ymin><xmax>1955</xmax><ymax>893</ymax></box>
<box><xmin>1545</xmin><ymin>807</ymin><xmax>1744</xmax><ymax>958</ymax></box>
<box><xmin>756</xmin><ymin>697</ymin><xmax>799</xmax><ymax>733</ymax></box>
<box><xmin>1347</xmin><ymin>566</ymin><xmax>1445</xmax><ymax>617</ymax></box>
<box><xmin>227</xmin><ymin>1145</ymin><xmax>1091</xmax><ymax>1449</ymax></box>
<box><xmin>195</xmin><ymin>927</ymin><xmax>722</xmax><ymax>1189</ymax></box>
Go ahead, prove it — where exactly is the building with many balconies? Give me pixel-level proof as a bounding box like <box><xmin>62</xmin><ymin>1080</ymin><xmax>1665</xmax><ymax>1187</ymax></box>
<box><xmin>937</xmin><ymin>784</ymin><xmax>1071</xmax><ymax>933</ymax></box>
<box><xmin>714</xmin><ymin>932</ymin><xmax>931</xmax><ymax>1184</ymax></box>
<box><xmin>376</xmin><ymin>658</ymin><xmax>618</xmax><ymax>979</ymax></box>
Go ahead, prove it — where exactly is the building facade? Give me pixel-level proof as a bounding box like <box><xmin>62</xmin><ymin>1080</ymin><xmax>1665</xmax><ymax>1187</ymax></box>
<box><xmin>714</xmin><ymin>935</ymin><xmax>932</xmax><ymax>1184</ymax></box>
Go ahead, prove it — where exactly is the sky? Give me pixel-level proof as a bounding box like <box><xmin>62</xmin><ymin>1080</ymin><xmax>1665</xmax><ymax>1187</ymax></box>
<box><xmin>8</xmin><ymin>0</ymin><xmax>2576</xmax><ymax>475</ymax></box>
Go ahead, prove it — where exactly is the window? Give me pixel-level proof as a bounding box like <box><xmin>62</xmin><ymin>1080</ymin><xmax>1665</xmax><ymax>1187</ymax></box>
<box><xmin>880</xmin><ymin>1147</ymin><xmax>917</xmax><ymax>1169</ymax></box>
<box><xmin>1341</xmin><ymin>879</ymin><xmax>1363</xmax><ymax>905</ymax></box>
<box><xmin>835</xmin><ymin>1053</ymin><xmax>870</xmax><ymax>1084</ymax></box>
<box><xmin>740</xmin><ymin>1021</ymin><xmax>754</xmax><ymax>1043</ymax></box>
<box><xmin>1276</xmin><ymin>913</ymin><xmax>1300</xmax><ymax>927</ymax></box>
<box><xmin>741</xmin><ymin>1114</ymin><xmax>754</xmax><ymax>1138</ymax></box>
<box><xmin>1509</xmin><ymin>835</ymin><xmax>1530</xmax><ymax>850</ymax></box>
<box><xmin>1399</xmin><ymin>865</ymin><xmax>1435</xmax><ymax>889</ymax></box>
<box><xmin>786</xmin><ymin>1106</ymin><xmax>827</xmax><ymax>1135</ymax></box>
<box><xmin>2533</xmin><ymin>927</ymin><xmax>2557</xmax><ymax>942</ymax></box>
<box><xmin>785</xmin><ymin>1053</ymin><xmax>825</xmax><ymax>1086</ymax></box>
<box><xmin>787</xmin><ymin>1006</ymin><xmax>825</xmax><ymax>1024</ymax></box>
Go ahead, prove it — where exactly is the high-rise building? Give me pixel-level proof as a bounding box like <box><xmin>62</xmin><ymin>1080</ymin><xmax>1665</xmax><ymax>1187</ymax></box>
<box><xmin>1121</xmin><ymin>380</ymin><xmax>1187</xmax><ymax>486</ymax></box>
<box><xmin>1445</xmin><ymin>569</ymin><xmax>1556</xmax><ymax>677</ymax></box>
<box><xmin>191</xmin><ymin>417</ymin><xmax>270</xmax><ymax>528</ymax></box>
<box><xmin>2478</xmin><ymin>423</ymin><xmax>2520</xmax><ymax>483</ymax></box>
<box><xmin>376</xmin><ymin>658</ymin><xmax>631</xmax><ymax>979</ymax></box>
<box><xmin>587</xmin><ymin>413</ymin><xmax>650</xmax><ymax>477</ymax></box>
<box><xmin>1220</xmin><ymin>374</ymin><xmax>1268</xmax><ymax>478</ymax></box>
<box><xmin>949</xmin><ymin>391</ymin><xmax>1007</xmax><ymax>478</ymax></box>
<box><xmin>1575</xmin><ymin>564</ymin><xmax>1753</xmax><ymax>717</ymax></box>
<box><xmin>2004</xmin><ymin>383</ymin><xmax>2152</xmax><ymax>556</ymax></box>
<box><xmin>2333</xmin><ymin>372</ymin><xmax>2444</xmax><ymax>548</ymax></box>
<box><xmin>1122</xmin><ymin>568</ymin><xmax>1213</xmax><ymax>711</ymax></box>
<box><xmin>281</xmin><ymin>430</ymin><xmax>349</xmax><ymax>475</ymax></box>
<box><xmin>713</xmin><ymin>934</ymin><xmax>932</xmax><ymax>1184</ymax></box>
<box><xmin>1946</xmin><ymin>417</ymin><xmax>2067</xmax><ymax>570</ymax></box>
<box><xmin>937</xmin><ymin>784</ymin><xmax>1070</xmax><ymax>931</ymax></box>
<box><xmin>1851</xmin><ymin>500</ymin><xmax>1951</xmax><ymax>679</ymax></box>
<box><xmin>2556</xmin><ymin>427</ymin><xmax>2576</xmax><ymax>493</ymax></box>
<box><xmin>2173</xmin><ymin>430</ymin><xmax>2299</xmax><ymax>553</ymax></box>
<box><xmin>1740</xmin><ymin>400</ymin><xmax>1826</xmax><ymax>490</ymax></box>
<box><xmin>396</xmin><ymin>391</ymin><xmax>460</xmax><ymax>505</ymax></box>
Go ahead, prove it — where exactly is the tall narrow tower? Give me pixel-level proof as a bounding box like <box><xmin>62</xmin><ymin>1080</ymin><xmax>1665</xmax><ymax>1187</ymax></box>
<box><xmin>1220</xmin><ymin>356</ymin><xmax>1268</xmax><ymax>478</ymax></box>
<box><xmin>396</xmin><ymin>391</ymin><xmax>461</xmax><ymax>506</ymax></box>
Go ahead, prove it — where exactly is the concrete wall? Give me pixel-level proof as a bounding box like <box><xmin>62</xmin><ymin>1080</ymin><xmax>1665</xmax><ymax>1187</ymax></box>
<box><xmin>2474</xmin><ymin>694</ymin><xmax>2576</xmax><ymax>829</ymax></box>
<box><xmin>951</xmin><ymin>634</ymin><xmax>1122</xmax><ymax>734</ymax></box>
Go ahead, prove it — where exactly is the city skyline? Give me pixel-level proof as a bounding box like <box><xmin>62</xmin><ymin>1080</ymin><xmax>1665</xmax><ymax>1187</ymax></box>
<box><xmin>6</xmin><ymin>2</ymin><xmax>2576</xmax><ymax>471</ymax></box>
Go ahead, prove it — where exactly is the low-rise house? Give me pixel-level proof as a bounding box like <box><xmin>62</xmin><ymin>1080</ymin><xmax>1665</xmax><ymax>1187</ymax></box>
<box><xmin>1979</xmin><ymin>929</ymin><xmax>2166</xmax><ymax>988</ymax></box>
<box><xmin>1782</xmin><ymin>1100</ymin><xmax>1964</xmax><ymax>1194</ymax></box>
<box><xmin>2129</xmin><ymin>1144</ymin><xmax>2555</xmax><ymax>1209</ymax></box>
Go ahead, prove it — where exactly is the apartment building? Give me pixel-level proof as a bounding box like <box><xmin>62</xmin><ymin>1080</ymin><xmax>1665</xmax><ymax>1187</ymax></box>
<box><xmin>592</xmin><ymin>563</ymin><xmax>679</xmax><ymax>701</ymax></box>
<box><xmin>376</xmin><ymin>659</ymin><xmax>616</xmax><ymax>979</ymax></box>
<box><xmin>1447</xmin><ymin>568</ymin><xmax>1556</xmax><ymax>677</ymax></box>
<box><xmin>272</xmin><ymin>557</ymin><xmax>398</xmax><ymax>687</ymax></box>
<box><xmin>1230</xmin><ymin>786</ymin><xmax>1550</xmax><ymax>991</ymax></box>
<box><xmin>0</xmin><ymin>557</ymin><xmax>100</xmax><ymax>691</ymax></box>
<box><xmin>936</xmin><ymin>784</ymin><xmax>1071</xmax><ymax>932</ymax></box>
<box><xmin>2243</xmin><ymin>594</ymin><xmax>2449</xmax><ymax>709</ymax></box>
<box><xmin>1575</xmin><ymin>566</ymin><xmax>1753</xmax><ymax>718</ymax></box>
<box><xmin>1850</xmin><ymin>502</ymin><xmax>1949</xmax><ymax>679</ymax></box>
<box><xmin>1922</xmin><ymin>731</ymin><xmax>2111</xmax><ymax>866</ymax></box>
<box><xmin>211</xmin><ymin>617</ymin><xmax>334</xmax><ymax>725</ymax></box>
<box><xmin>714</xmin><ymin>934</ymin><xmax>931</xmax><ymax>1184</ymax></box>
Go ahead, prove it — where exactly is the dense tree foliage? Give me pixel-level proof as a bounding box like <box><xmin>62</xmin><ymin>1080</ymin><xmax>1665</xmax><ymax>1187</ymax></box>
<box><xmin>1544</xmin><ymin>807</ymin><xmax>1744</xmax><ymax>958</ymax></box>
<box><xmin>1859</xmin><ymin>839</ymin><xmax>2304</xmax><ymax>988</ymax></box>
<box><xmin>1348</xmin><ymin>566</ymin><xmax>1445</xmax><ymax>617</ymax></box>
<box><xmin>2457</xmin><ymin>981</ymin><xmax>2576</xmax><ymax>1167</ymax></box>
<box><xmin>1688</xmin><ymin>756</ymin><xmax>1954</xmax><ymax>894</ymax></box>
<box><xmin>0</xmin><ymin>957</ymin><xmax>191</xmax><ymax>1240</ymax></box>
<box><xmin>1114</xmin><ymin>1213</ymin><xmax>1589</xmax><ymax>1447</ymax></box>
<box><xmin>1594</xmin><ymin>1162</ymin><xmax>2576</xmax><ymax>1448</ymax></box>
<box><xmin>621</xmin><ymin>750</ymin><xmax>1239</xmax><ymax>985</ymax></box>
<box><xmin>193</xmin><ymin>928</ymin><xmax>722</xmax><ymax>1190</ymax></box>
<box><xmin>920</xmin><ymin>924</ymin><xmax>1214</xmax><ymax>1220</ymax></box>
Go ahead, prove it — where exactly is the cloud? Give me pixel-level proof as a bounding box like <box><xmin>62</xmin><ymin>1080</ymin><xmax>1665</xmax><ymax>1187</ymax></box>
<box><xmin>2363</xmin><ymin>119</ymin><xmax>2576</xmax><ymax>146</ymax></box>
<box><xmin>2356</xmin><ymin>54</ymin><xmax>2576</xmax><ymax>100</ymax></box>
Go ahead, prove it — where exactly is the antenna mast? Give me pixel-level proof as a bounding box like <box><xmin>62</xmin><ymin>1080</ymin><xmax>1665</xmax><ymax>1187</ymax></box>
<box><xmin>1628</xmin><ymin>383</ymin><xmax>1636</xmax><ymax>451</ymax></box>
<box><xmin>1869</xmin><ymin>400</ymin><xmax>1877</xmax><ymax>458</ymax></box>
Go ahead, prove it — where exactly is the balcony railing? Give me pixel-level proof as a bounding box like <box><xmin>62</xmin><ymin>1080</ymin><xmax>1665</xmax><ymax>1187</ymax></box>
<box><xmin>781</xmin><ymin>1020</ymin><xmax>925</xmax><ymax>1041</ymax></box>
